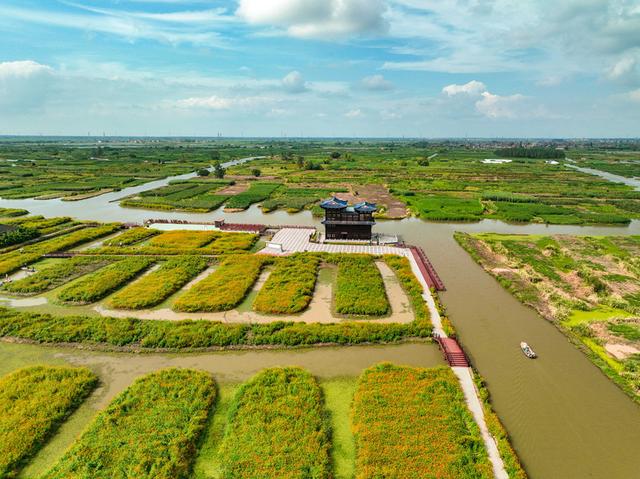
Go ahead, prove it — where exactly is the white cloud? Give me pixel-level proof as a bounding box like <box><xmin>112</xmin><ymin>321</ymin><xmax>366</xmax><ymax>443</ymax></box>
<box><xmin>281</xmin><ymin>71</ymin><xmax>308</xmax><ymax>93</ymax></box>
<box><xmin>345</xmin><ymin>108</ymin><xmax>363</xmax><ymax>118</ymax></box>
<box><xmin>628</xmin><ymin>89</ymin><xmax>640</xmax><ymax>103</ymax></box>
<box><xmin>442</xmin><ymin>80</ymin><xmax>486</xmax><ymax>96</ymax></box>
<box><xmin>0</xmin><ymin>60</ymin><xmax>55</xmax><ymax>112</ymax></box>
<box><xmin>360</xmin><ymin>74</ymin><xmax>394</xmax><ymax>91</ymax></box>
<box><xmin>0</xmin><ymin>60</ymin><xmax>53</xmax><ymax>79</ymax></box>
<box><xmin>236</xmin><ymin>0</ymin><xmax>388</xmax><ymax>39</ymax></box>
<box><xmin>173</xmin><ymin>95</ymin><xmax>270</xmax><ymax>110</ymax></box>
<box><xmin>475</xmin><ymin>92</ymin><xmax>526</xmax><ymax>119</ymax></box>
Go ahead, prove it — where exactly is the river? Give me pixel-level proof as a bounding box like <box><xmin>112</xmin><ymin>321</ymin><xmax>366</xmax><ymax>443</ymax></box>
<box><xmin>1</xmin><ymin>161</ymin><xmax>640</xmax><ymax>478</ymax></box>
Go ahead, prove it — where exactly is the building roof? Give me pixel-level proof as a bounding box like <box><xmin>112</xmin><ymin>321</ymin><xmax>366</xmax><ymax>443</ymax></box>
<box><xmin>354</xmin><ymin>201</ymin><xmax>377</xmax><ymax>213</ymax></box>
<box><xmin>320</xmin><ymin>196</ymin><xmax>348</xmax><ymax>209</ymax></box>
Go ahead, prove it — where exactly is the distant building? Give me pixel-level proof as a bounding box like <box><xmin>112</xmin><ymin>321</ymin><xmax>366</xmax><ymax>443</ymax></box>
<box><xmin>320</xmin><ymin>197</ymin><xmax>377</xmax><ymax>240</ymax></box>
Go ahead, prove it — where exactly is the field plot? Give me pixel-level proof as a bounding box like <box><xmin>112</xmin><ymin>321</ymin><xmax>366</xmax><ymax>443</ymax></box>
<box><xmin>92</xmin><ymin>230</ymin><xmax>258</xmax><ymax>255</ymax></box>
<box><xmin>0</xmin><ymin>366</ymin><xmax>97</xmax><ymax>478</ymax></box>
<box><xmin>352</xmin><ymin>363</ymin><xmax>493</xmax><ymax>479</ymax></box>
<box><xmin>219</xmin><ymin>367</ymin><xmax>331</xmax><ymax>478</ymax></box>
<box><xmin>102</xmin><ymin>227</ymin><xmax>160</xmax><ymax>246</ymax></box>
<box><xmin>121</xmin><ymin>180</ymin><xmax>232</xmax><ymax>212</ymax></box>
<box><xmin>253</xmin><ymin>254</ymin><xmax>320</xmax><ymax>314</ymax></box>
<box><xmin>261</xmin><ymin>185</ymin><xmax>346</xmax><ymax>213</ymax></box>
<box><xmin>224</xmin><ymin>182</ymin><xmax>281</xmax><ymax>210</ymax></box>
<box><xmin>0</xmin><ymin>207</ymin><xmax>28</xmax><ymax>218</ymax></box>
<box><xmin>2</xmin><ymin>256</ymin><xmax>113</xmax><ymax>295</ymax></box>
<box><xmin>173</xmin><ymin>255</ymin><xmax>265</xmax><ymax>312</ymax></box>
<box><xmin>0</xmin><ymin>223</ymin><xmax>120</xmax><ymax>275</ymax></box>
<box><xmin>332</xmin><ymin>255</ymin><xmax>389</xmax><ymax>316</ymax></box>
<box><xmin>57</xmin><ymin>257</ymin><xmax>155</xmax><ymax>304</ymax></box>
<box><xmin>41</xmin><ymin>368</ymin><xmax>216</xmax><ymax>479</ymax></box>
<box><xmin>456</xmin><ymin>233</ymin><xmax>640</xmax><ymax>399</ymax></box>
<box><xmin>107</xmin><ymin>256</ymin><xmax>208</xmax><ymax>309</ymax></box>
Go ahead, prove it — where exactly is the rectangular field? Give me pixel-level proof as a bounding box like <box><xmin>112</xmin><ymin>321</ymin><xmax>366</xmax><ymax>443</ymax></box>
<box><xmin>107</xmin><ymin>256</ymin><xmax>208</xmax><ymax>309</ymax></box>
<box><xmin>57</xmin><ymin>257</ymin><xmax>155</xmax><ymax>304</ymax></box>
<box><xmin>219</xmin><ymin>367</ymin><xmax>331</xmax><ymax>478</ymax></box>
<box><xmin>41</xmin><ymin>368</ymin><xmax>216</xmax><ymax>479</ymax></box>
<box><xmin>333</xmin><ymin>255</ymin><xmax>389</xmax><ymax>316</ymax></box>
<box><xmin>352</xmin><ymin>364</ymin><xmax>493</xmax><ymax>479</ymax></box>
<box><xmin>173</xmin><ymin>255</ymin><xmax>265</xmax><ymax>312</ymax></box>
<box><xmin>253</xmin><ymin>254</ymin><xmax>320</xmax><ymax>314</ymax></box>
<box><xmin>102</xmin><ymin>227</ymin><xmax>160</xmax><ymax>246</ymax></box>
<box><xmin>0</xmin><ymin>366</ymin><xmax>97</xmax><ymax>478</ymax></box>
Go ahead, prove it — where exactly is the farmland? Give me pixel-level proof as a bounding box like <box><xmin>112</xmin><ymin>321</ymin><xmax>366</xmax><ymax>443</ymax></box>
<box><xmin>456</xmin><ymin>233</ymin><xmax>640</xmax><ymax>400</ymax></box>
<box><xmin>333</xmin><ymin>255</ymin><xmax>389</xmax><ymax>316</ymax></box>
<box><xmin>352</xmin><ymin>363</ymin><xmax>494</xmax><ymax>479</ymax></box>
<box><xmin>0</xmin><ymin>365</ymin><xmax>97</xmax><ymax>478</ymax></box>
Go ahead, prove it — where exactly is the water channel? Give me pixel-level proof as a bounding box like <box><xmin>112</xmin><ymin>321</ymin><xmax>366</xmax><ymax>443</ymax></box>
<box><xmin>1</xmin><ymin>160</ymin><xmax>639</xmax><ymax>478</ymax></box>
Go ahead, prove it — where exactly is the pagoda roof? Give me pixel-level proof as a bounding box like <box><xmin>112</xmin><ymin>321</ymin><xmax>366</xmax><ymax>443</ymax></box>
<box><xmin>320</xmin><ymin>196</ymin><xmax>348</xmax><ymax>209</ymax></box>
<box><xmin>354</xmin><ymin>201</ymin><xmax>377</xmax><ymax>213</ymax></box>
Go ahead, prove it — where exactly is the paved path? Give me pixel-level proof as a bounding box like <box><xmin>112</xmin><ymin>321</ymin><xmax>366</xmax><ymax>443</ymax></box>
<box><xmin>260</xmin><ymin>227</ymin><xmax>510</xmax><ymax>479</ymax></box>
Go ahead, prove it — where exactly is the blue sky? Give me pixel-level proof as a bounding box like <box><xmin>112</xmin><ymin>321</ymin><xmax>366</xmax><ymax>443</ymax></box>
<box><xmin>0</xmin><ymin>0</ymin><xmax>638</xmax><ymax>137</ymax></box>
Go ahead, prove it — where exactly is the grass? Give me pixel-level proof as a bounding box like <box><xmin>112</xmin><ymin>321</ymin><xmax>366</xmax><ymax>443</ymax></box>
<box><xmin>219</xmin><ymin>367</ymin><xmax>331</xmax><ymax>478</ymax></box>
<box><xmin>383</xmin><ymin>255</ymin><xmax>431</xmax><ymax>325</ymax></box>
<box><xmin>2</xmin><ymin>256</ymin><xmax>112</xmax><ymax>295</ymax></box>
<box><xmin>253</xmin><ymin>254</ymin><xmax>321</xmax><ymax>314</ymax></box>
<box><xmin>148</xmin><ymin>230</ymin><xmax>219</xmax><ymax>249</ymax></box>
<box><xmin>107</xmin><ymin>256</ymin><xmax>208</xmax><ymax>309</ymax></box>
<box><xmin>224</xmin><ymin>182</ymin><xmax>281</xmax><ymax>210</ymax></box>
<box><xmin>173</xmin><ymin>255</ymin><xmax>265</xmax><ymax>312</ymax></box>
<box><xmin>56</xmin><ymin>257</ymin><xmax>155</xmax><ymax>304</ymax></box>
<box><xmin>333</xmin><ymin>255</ymin><xmax>389</xmax><ymax>316</ymax></box>
<box><xmin>41</xmin><ymin>368</ymin><xmax>216</xmax><ymax>479</ymax></box>
<box><xmin>565</xmin><ymin>307</ymin><xmax>633</xmax><ymax>326</ymax></box>
<box><xmin>0</xmin><ymin>366</ymin><xmax>98</xmax><ymax>478</ymax></box>
<box><xmin>102</xmin><ymin>227</ymin><xmax>160</xmax><ymax>246</ymax></box>
<box><xmin>321</xmin><ymin>377</ymin><xmax>357</xmax><ymax>479</ymax></box>
<box><xmin>352</xmin><ymin>363</ymin><xmax>493</xmax><ymax>479</ymax></box>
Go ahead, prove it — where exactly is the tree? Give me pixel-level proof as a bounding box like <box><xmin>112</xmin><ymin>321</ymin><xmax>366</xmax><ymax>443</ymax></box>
<box><xmin>417</xmin><ymin>158</ymin><xmax>430</xmax><ymax>167</ymax></box>
<box><xmin>196</xmin><ymin>168</ymin><xmax>210</xmax><ymax>177</ymax></box>
<box><xmin>330</xmin><ymin>151</ymin><xmax>341</xmax><ymax>159</ymax></box>
<box><xmin>210</xmin><ymin>150</ymin><xmax>221</xmax><ymax>161</ymax></box>
<box><xmin>296</xmin><ymin>156</ymin><xmax>305</xmax><ymax>169</ymax></box>
<box><xmin>251</xmin><ymin>168</ymin><xmax>261</xmax><ymax>177</ymax></box>
<box><xmin>213</xmin><ymin>162</ymin><xmax>225</xmax><ymax>179</ymax></box>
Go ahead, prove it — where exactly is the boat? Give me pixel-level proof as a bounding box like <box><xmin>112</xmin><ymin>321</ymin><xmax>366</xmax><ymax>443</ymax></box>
<box><xmin>520</xmin><ymin>342</ymin><xmax>537</xmax><ymax>359</ymax></box>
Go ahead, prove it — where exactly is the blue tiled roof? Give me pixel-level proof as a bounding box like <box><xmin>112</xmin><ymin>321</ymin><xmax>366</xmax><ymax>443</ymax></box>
<box><xmin>354</xmin><ymin>201</ymin><xmax>377</xmax><ymax>213</ymax></box>
<box><xmin>320</xmin><ymin>196</ymin><xmax>348</xmax><ymax>209</ymax></box>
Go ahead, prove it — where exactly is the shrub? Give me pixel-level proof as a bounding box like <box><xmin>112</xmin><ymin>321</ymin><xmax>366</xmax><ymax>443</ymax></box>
<box><xmin>0</xmin><ymin>366</ymin><xmax>97</xmax><ymax>478</ymax></box>
<box><xmin>3</xmin><ymin>256</ymin><xmax>112</xmax><ymax>295</ymax></box>
<box><xmin>352</xmin><ymin>364</ymin><xmax>493</xmax><ymax>479</ymax></box>
<box><xmin>42</xmin><ymin>368</ymin><xmax>216</xmax><ymax>479</ymax></box>
<box><xmin>57</xmin><ymin>257</ymin><xmax>155</xmax><ymax>304</ymax></box>
<box><xmin>0</xmin><ymin>226</ymin><xmax>40</xmax><ymax>248</ymax></box>
<box><xmin>333</xmin><ymin>255</ymin><xmax>389</xmax><ymax>316</ymax></box>
<box><xmin>173</xmin><ymin>255</ymin><xmax>265</xmax><ymax>312</ymax></box>
<box><xmin>219</xmin><ymin>367</ymin><xmax>331</xmax><ymax>478</ymax></box>
<box><xmin>253</xmin><ymin>254</ymin><xmax>320</xmax><ymax>314</ymax></box>
<box><xmin>0</xmin><ymin>223</ymin><xmax>120</xmax><ymax>276</ymax></box>
<box><xmin>108</xmin><ymin>256</ymin><xmax>208</xmax><ymax>309</ymax></box>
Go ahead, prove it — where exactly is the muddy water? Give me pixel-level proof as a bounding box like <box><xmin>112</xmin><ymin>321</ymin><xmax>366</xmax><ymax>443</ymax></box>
<box><xmin>2</xmin><ymin>164</ymin><xmax>640</xmax><ymax>477</ymax></box>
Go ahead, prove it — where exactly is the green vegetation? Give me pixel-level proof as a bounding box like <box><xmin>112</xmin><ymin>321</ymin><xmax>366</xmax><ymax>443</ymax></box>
<box><xmin>219</xmin><ymin>367</ymin><xmax>331</xmax><ymax>478</ymax></box>
<box><xmin>102</xmin><ymin>227</ymin><xmax>160</xmax><ymax>246</ymax></box>
<box><xmin>107</xmin><ymin>257</ymin><xmax>208</xmax><ymax>309</ymax></box>
<box><xmin>42</xmin><ymin>368</ymin><xmax>216</xmax><ymax>479</ymax></box>
<box><xmin>57</xmin><ymin>257</ymin><xmax>155</xmax><ymax>304</ymax></box>
<box><xmin>3</xmin><ymin>256</ymin><xmax>112</xmax><ymax>295</ymax></box>
<box><xmin>456</xmin><ymin>232</ymin><xmax>640</xmax><ymax>401</ymax></box>
<box><xmin>0</xmin><ymin>307</ymin><xmax>432</xmax><ymax>350</ymax></box>
<box><xmin>384</xmin><ymin>255</ymin><xmax>431</xmax><ymax>325</ymax></box>
<box><xmin>0</xmin><ymin>366</ymin><xmax>97</xmax><ymax>478</ymax></box>
<box><xmin>173</xmin><ymin>255</ymin><xmax>265</xmax><ymax>312</ymax></box>
<box><xmin>352</xmin><ymin>363</ymin><xmax>493</xmax><ymax>479</ymax></box>
<box><xmin>121</xmin><ymin>180</ymin><xmax>232</xmax><ymax>212</ymax></box>
<box><xmin>224</xmin><ymin>182</ymin><xmax>281</xmax><ymax>210</ymax></box>
<box><xmin>253</xmin><ymin>254</ymin><xmax>320</xmax><ymax>314</ymax></box>
<box><xmin>495</xmin><ymin>146</ymin><xmax>565</xmax><ymax>159</ymax></box>
<box><xmin>0</xmin><ymin>207</ymin><xmax>29</xmax><ymax>218</ymax></box>
<box><xmin>3</xmin><ymin>216</ymin><xmax>77</xmax><ymax>235</ymax></box>
<box><xmin>333</xmin><ymin>255</ymin><xmax>389</xmax><ymax>316</ymax></box>
<box><xmin>0</xmin><ymin>226</ymin><xmax>40</xmax><ymax>248</ymax></box>
<box><xmin>0</xmin><ymin>223</ymin><xmax>120</xmax><ymax>276</ymax></box>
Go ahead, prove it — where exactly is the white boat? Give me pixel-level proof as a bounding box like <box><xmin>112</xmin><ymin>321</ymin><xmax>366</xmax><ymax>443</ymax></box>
<box><xmin>520</xmin><ymin>342</ymin><xmax>537</xmax><ymax>359</ymax></box>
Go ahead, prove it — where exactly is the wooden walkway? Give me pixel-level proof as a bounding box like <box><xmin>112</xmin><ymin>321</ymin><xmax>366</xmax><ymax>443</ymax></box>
<box><xmin>409</xmin><ymin>246</ymin><xmax>445</xmax><ymax>291</ymax></box>
<box><xmin>436</xmin><ymin>336</ymin><xmax>469</xmax><ymax>367</ymax></box>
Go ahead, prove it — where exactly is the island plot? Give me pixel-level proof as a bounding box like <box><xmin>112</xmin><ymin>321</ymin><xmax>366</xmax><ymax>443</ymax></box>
<box><xmin>457</xmin><ymin>233</ymin><xmax>640</xmax><ymax>401</ymax></box>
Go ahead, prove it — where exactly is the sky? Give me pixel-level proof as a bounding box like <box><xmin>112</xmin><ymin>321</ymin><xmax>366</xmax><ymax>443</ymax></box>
<box><xmin>0</xmin><ymin>0</ymin><xmax>639</xmax><ymax>138</ymax></box>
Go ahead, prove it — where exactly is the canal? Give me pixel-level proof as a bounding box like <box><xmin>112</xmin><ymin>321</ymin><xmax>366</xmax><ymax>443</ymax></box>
<box><xmin>1</xmin><ymin>162</ymin><xmax>640</xmax><ymax>478</ymax></box>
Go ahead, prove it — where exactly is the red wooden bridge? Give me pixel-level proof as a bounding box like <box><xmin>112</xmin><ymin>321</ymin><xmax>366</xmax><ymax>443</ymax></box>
<box><xmin>436</xmin><ymin>336</ymin><xmax>469</xmax><ymax>367</ymax></box>
<box><xmin>409</xmin><ymin>246</ymin><xmax>446</xmax><ymax>291</ymax></box>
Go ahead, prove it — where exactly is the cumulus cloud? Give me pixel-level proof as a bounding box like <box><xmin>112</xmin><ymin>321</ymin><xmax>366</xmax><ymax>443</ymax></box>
<box><xmin>0</xmin><ymin>60</ymin><xmax>55</xmax><ymax>112</ymax></box>
<box><xmin>236</xmin><ymin>0</ymin><xmax>388</xmax><ymax>39</ymax></box>
<box><xmin>442</xmin><ymin>80</ymin><xmax>486</xmax><ymax>96</ymax></box>
<box><xmin>345</xmin><ymin>108</ymin><xmax>363</xmax><ymax>118</ymax></box>
<box><xmin>281</xmin><ymin>70</ymin><xmax>308</xmax><ymax>93</ymax></box>
<box><xmin>475</xmin><ymin>91</ymin><xmax>526</xmax><ymax>119</ymax></box>
<box><xmin>360</xmin><ymin>74</ymin><xmax>394</xmax><ymax>91</ymax></box>
<box><xmin>628</xmin><ymin>89</ymin><xmax>640</xmax><ymax>103</ymax></box>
